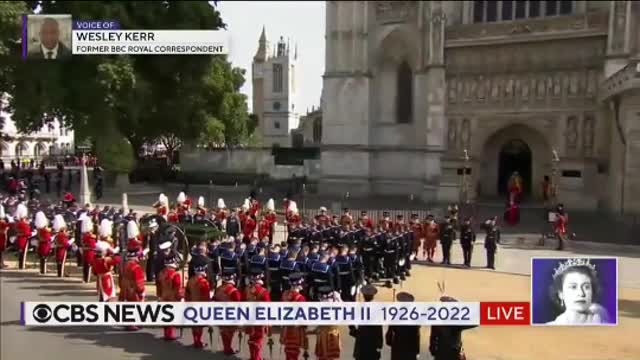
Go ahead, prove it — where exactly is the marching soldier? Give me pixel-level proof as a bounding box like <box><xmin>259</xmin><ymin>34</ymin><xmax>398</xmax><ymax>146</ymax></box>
<box><xmin>333</xmin><ymin>245</ymin><xmax>355</xmax><ymax>301</ymax></box>
<box><xmin>243</xmin><ymin>268</ymin><xmax>272</xmax><ymax>360</ymax></box>
<box><xmin>309</xmin><ymin>254</ymin><xmax>334</xmax><ymax>300</ymax></box>
<box><xmin>186</xmin><ymin>256</ymin><xmax>211</xmax><ymax>349</ymax></box>
<box><xmin>196</xmin><ymin>196</ymin><xmax>207</xmax><ymax>217</ymax></box>
<box><xmin>280</xmin><ymin>273</ymin><xmax>309</xmax><ymax>360</ymax></box>
<box><xmin>214</xmin><ymin>268</ymin><xmax>242</xmax><ymax>355</ymax></box>
<box><xmin>154</xmin><ymin>193</ymin><xmax>169</xmax><ymax>220</ymax></box>
<box><xmin>144</xmin><ymin>218</ymin><xmax>160</xmax><ymax>282</ymax></box>
<box><xmin>383</xmin><ymin>229</ymin><xmax>400</xmax><ymax>286</ymax></box>
<box><xmin>349</xmin><ymin>285</ymin><xmax>383</xmax><ymax>360</ymax></box>
<box><xmin>53</xmin><ymin>214</ymin><xmax>74</xmax><ymax>278</ymax></box>
<box><xmin>409</xmin><ymin>214</ymin><xmax>422</xmax><ymax>259</ymax></box>
<box><xmin>80</xmin><ymin>215</ymin><xmax>97</xmax><ymax>282</ymax></box>
<box><xmin>315</xmin><ymin>286</ymin><xmax>342</xmax><ymax>360</ymax></box>
<box><xmin>0</xmin><ymin>205</ymin><xmax>8</xmax><ymax>268</ymax></box>
<box><xmin>440</xmin><ymin>217</ymin><xmax>456</xmax><ymax>265</ymax></box>
<box><xmin>264</xmin><ymin>199</ymin><xmax>277</xmax><ymax>244</ymax></box>
<box><xmin>358</xmin><ymin>211</ymin><xmax>373</xmax><ymax>230</ymax></box>
<box><xmin>126</xmin><ymin>220</ymin><xmax>144</xmax><ymax>252</ymax></box>
<box><xmin>429</xmin><ymin>295</ymin><xmax>478</xmax><ymax>360</ymax></box>
<box><xmin>267</xmin><ymin>244</ymin><xmax>283</xmax><ymax>301</ymax></box>
<box><xmin>460</xmin><ymin>217</ymin><xmax>476</xmax><ymax>267</ymax></box>
<box><xmin>157</xmin><ymin>253</ymin><xmax>185</xmax><ymax>341</ymax></box>
<box><xmin>315</xmin><ymin>207</ymin><xmax>330</xmax><ymax>226</ymax></box>
<box><xmin>14</xmin><ymin>203</ymin><xmax>31</xmax><ymax>270</ymax></box>
<box><xmin>386</xmin><ymin>292</ymin><xmax>421</xmax><ymax>360</ymax></box>
<box><xmin>120</xmin><ymin>250</ymin><xmax>146</xmax><ymax>331</ymax></box>
<box><xmin>484</xmin><ymin>218</ymin><xmax>499</xmax><ymax>269</ymax></box>
<box><xmin>215</xmin><ymin>198</ymin><xmax>228</xmax><ymax>230</ymax></box>
<box><xmin>340</xmin><ymin>208</ymin><xmax>353</xmax><ymax>227</ymax></box>
<box><xmin>226</xmin><ymin>208</ymin><xmax>241</xmax><ymax>239</ymax></box>
<box><xmin>360</xmin><ymin>228</ymin><xmax>377</xmax><ymax>282</ymax></box>
<box><xmin>35</xmin><ymin>211</ymin><xmax>53</xmax><ymax>274</ymax></box>
<box><xmin>423</xmin><ymin>214</ymin><xmax>439</xmax><ymax>262</ymax></box>
<box><xmin>93</xmin><ymin>241</ymin><xmax>121</xmax><ymax>302</ymax></box>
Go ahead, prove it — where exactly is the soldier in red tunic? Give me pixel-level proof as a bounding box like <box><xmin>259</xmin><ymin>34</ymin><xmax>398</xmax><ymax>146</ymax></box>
<box><xmin>358</xmin><ymin>211</ymin><xmax>374</xmax><ymax>230</ymax></box>
<box><xmin>186</xmin><ymin>256</ymin><xmax>211</xmax><ymax>349</ymax></box>
<box><xmin>339</xmin><ymin>208</ymin><xmax>353</xmax><ymax>227</ymax></box>
<box><xmin>0</xmin><ymin>205</ymin><xmax>10</xmax><ymax>268</ymax></box>
<box><xmin>126</xmin><ymin>220</ymin><xmax>144</xmax><ymax>252</ymax></box>
<box><xmin>286</xmin><ymin>203</ymin><xmax>301</xmax><ymax>234</ymax></box>
<box><xmin>52</xmin><ymin>214</ymin><xmax>74</xmax><ymax>277</ymax></box>
<box><xmin>315</xmin><ymin>286</ymin><xmax>342</xmax><ymax>360</ymax></box>
<box><xmin>315</xmin><ymin>207</ymin><xmax>330</xmax><ymax>226</ymax></box>
<box><xmin>243</xmin><ymin>268</ymin><xmax>272</xmax><ymax>360</ymax></box>
<box><xmin>280</xmin><ymin>273</ymin><xmax>308</xmax><ymax>360</ymax></box>
<box><xmin>249</xmin><ymin>198</ymin><xmax>261</xmax><ymax>218</ymax></box>
<box><xmin>257</xmin><ymin>217</ymin><xmax>271</xmax><ymax>245</ymax></box>
<box><xmin>34</xmin><ymin>211</ymin><xmax>53</xmax><ymax>274</ymax></box>
<box><xmin>120</xmin><ymin>250</ymin><xmax>146</xmax><ymax>330</ymax></box>
<box><xmin>214</xmin><ymin>268</ymin><xmax>242</xmax><ymax>354</ymax></box>
<box><xmin>157</xmin><ymin>254</ymin><xmax>185</xmax><ymax>340</ymax></box>
<box><xmin>243</xmin><ymin>214</ymin><xmax>257</xmax><ymax>240</ymax></box>
<box><xmin>93</xmin><ymin>241</ymin><xmax>121</xmax><ymax>302</ymax></box>
<box><xmin>80</xmin><ymin>215</ymin><xmax>97</xmax><ymax>282</ymax></box>
<box><xmin>264</xmin><ymin>199</ymin><xmax>277</xmax><ymax>243</ymax></box>
<box><xmin>215</xmin><ymin>198</ymin><xmax>228</xmax><ymax>229</ymax></box>
<box><xmin>13</xmin><ymin>204</ymin><xmax>31</xmax><ymax>270</ymax></box>
<box><xmin>154</xmin><ymin>193</ymin><xmax>169</xmax><ymax>220</ymax></box>
<box><xmin>196</xmin><ymin>196</ymin><xmax>208</xmax><ymax>217</ymax></box>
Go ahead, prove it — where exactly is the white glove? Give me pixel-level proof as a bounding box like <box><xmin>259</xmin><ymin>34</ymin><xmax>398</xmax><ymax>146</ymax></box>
<box><xmin>142</xmin><ymin>248</ymin><xmax>150</xmax><ymax>256</ymax></box>
<box><xmin>9</xmin><ymin>236</ymin><xmax>16</xmax><ymax>244</ymax></box>
<box><xmin>112</xmin><ymin>246</ymin><xmax>120</xmax><ymax>253</ymax></box>
<box><xmin>68</xmin><ymin>238</ymin><xmax>75</xmax><ymax>245</ymax></box>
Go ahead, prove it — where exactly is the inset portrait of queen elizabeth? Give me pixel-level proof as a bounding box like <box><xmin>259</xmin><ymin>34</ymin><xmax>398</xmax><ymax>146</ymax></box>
<box><xmin>531</xmin><ymin>257</ymin><xmax>618</xmax><ymax>326</ymax></box>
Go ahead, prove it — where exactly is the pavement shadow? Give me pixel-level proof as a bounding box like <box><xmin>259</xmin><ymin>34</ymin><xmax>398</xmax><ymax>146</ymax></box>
<box><xmin>28</xmin><ymin>327</ymin><xmax>242</xmax><ymax>360</ymax></box>
<box><xmin>43</xmin><ymin>291</ymin><xmax>97</xmax><ymax>297</ymax></box>
<box><xmin>21</xmin><ymin>284</ymin><xmax>90</xmax><ymax>292</ymax></box>
<box><xmin>618</xmin><ymin>299</ymin><xmax>640</xmax><ymax>319</ymax></box>
<box><xmin>0</xmin><ymin>320</ymin><xmax>22</xmax><ymax>326</ymax></box>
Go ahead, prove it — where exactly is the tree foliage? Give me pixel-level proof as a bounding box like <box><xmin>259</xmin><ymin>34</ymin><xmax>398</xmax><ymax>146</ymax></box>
<box><xmin>0</xmin><ymin>1</ymin><xmax>255</xmax><ymax>168</ymax></box>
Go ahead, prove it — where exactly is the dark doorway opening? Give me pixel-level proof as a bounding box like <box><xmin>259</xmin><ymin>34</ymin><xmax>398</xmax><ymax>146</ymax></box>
<box><xmin>498</xmin><ymin>139</ymin><xmax>532</xmax><ymax>197</ymax></box>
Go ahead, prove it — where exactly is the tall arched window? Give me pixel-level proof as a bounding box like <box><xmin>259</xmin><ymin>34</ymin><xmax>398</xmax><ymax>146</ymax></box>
<box><xmin>396</xmin><ymin>61</ymin><xmax>413</xmax><ymax>124</ymax></box>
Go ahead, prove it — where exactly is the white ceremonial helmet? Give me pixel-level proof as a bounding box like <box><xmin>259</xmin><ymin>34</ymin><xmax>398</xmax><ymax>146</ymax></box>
<box><xmin>99</xmin><ymin>219</ymin><xmax>112</xmax><ymax>238</ymax></box>
<box><xmin>158</xmin><ymin>193</ymin><xmax>168</xmax><ymax>206</ymax></box>
<box><xmin>218</xmin><ymin>198</ymin><xmax>226</xmax><ymax>209</ymax></box>
<box><xmin>95</xmin><ymin>240</ymin><xmax>110</xmax><ymax>255</ymax></box>
<box><xmin>243</xmin><ymin>198</ymin><xmax>250</xmax><ymax>208</ymax></box>
<box><xmin>34</xmin><ymin>211</ymin><xmax>49</xmax><ymax>229</ymax></box>
<box><xmin>53</xmin><ymin>214</ymin><xmax>66</xmax><ymax>232</ymax></box>
<box><xmin>198</xmin><ymin>196</ymin><xmax>205</xmax><ymax>207</ymax></box>
<box><xmin>266</xmin><ymin>198</ymin><xmax>275</xmax><ymax>211</ymax></box>
<box><xmin>0</xmin><ymin>204</ymin><xmax>5</xmax><ymax>219</ymax></box>
<box><xmin>319</xmin><ymin>206</ymin><xmax>327</xmax><ymax>212</ymax></box>
<box><xmin>81</xmin><ymin>216</ymin><xmax>93</xmax><ymax>233</ymax></box>
<box><xmin>177</xmin><ymin>192</ymin><xmax>186</xmax><ymax>204</ymax></box>
<box><xmin>127</xmin><ymin>220</ymin><xmax>139</xmax><ymax>238</ymax></box>
<box><xmin>289</xmin><ymin>201</ymin><xmax>298</xmax><ymax>214</ymax></box>
<box><xmin>15</xmin><ymin>203</ymin><xmax>28</xmax><ymax>220</ymax></box>
<box><xmin>158</xmin><ymin>240</ymin><xmax>172</xmax><ymax>251</ymax></box>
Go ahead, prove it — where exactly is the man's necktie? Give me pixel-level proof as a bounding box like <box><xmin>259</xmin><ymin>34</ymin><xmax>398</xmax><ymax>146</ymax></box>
<box><xmin>47</xmin><ymin>51</ymin><xmax>53</xmax><ymax>59</ymax></box>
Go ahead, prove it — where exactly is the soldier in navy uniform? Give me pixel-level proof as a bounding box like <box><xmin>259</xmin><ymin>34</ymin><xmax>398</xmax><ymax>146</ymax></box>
<box><xmin>144</xmin><ymin>219</ymin><xmax>160</xmax><ymax>282</ymax></box>
<box><xmin>207</xmin><ymin>239</ymin><xmax>221</xmax><ymax>288</ymax></box>
<box><xmin>188</xmin><ymin>240</ymin><xmax>211</xmax><ymax>279</ymax></box>
<box><xmin>360</xmin><ymin>228</ymin><xmax>377</xmax><ymax>282</ymax></box>
<box><xmin>333</xmin><ymin>245</ymin><xmax>355</xmax><ymax>301</ymax></box>
<box><xmin>219</xmin><ymin>240</ymin><xmax>241</xmax><ymax>287</ymax></box>
<box><xmin>226</xmin><ymin>208</ymin><xmax>241</xmax><ymax>239</ymax></box>
<box><xmin>429</xmin><ymin>295</ymin><xmax>478</xmax><ymax>360</ymax></box>
<box><xmin>309</xmin><ymin>254</ymin><xmax>334</xmax><ymax>300</ymax></box>
<box><xmin>386</xmin><ymin>292</ymin><xmax>421</xmax><ymax>360</ymax></box>
<box><xmin>440</xmin><ymin>217</ymin><xmax>456</xmax><ymax>265</ymax></box>
<box><xmin>459</xmin><ymin>217</ymin><xmax>476</xmax><ymax>267</ymax></box>
<box><xmin>348</xmin><ymin>245</ymin><xmax>363</xmax><ymax>292</ymax></box>
<box><xmin>249</xmin><ymin>246</ymin><xmax>267</xmax><ymax>272</ymax></box>
<box><xmin>483</xmin><ymin>218</ymin><xmax>499</xmax><ymax>269</ymax></box>
<box><xmin>383</xmin><ymin>230</ymin><xmax>400</xmax><ymax>286</ymax></box>
<box><xmin>279</xmin><ymin>251</ymin><xmax>299</xmax><ymax>292</ymax></box>
<box><xmin>349</xmin><ymin>285</ymin><xmax>383</xmax><ymax>360</ymax></box>
<box><xmin>267</xmin><ymin>244</ymin><xmax>283</xmax><ymax>300</ymax></box>
<box><xmin>236</xmin><ymin>242</ymin><xmax>249</xmax><ymax>284</ymax></box>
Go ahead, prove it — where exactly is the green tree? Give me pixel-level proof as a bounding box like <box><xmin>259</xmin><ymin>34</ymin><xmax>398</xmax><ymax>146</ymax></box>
<box><xmin>3</xmin><ymin>1</ymin><xmax>255</xmax><ymax>168</ymax></box>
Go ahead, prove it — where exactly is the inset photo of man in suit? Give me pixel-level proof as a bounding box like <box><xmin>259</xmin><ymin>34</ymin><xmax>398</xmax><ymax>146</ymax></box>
<box><xmin>27</xmin><ymin>15</ymin><xmax>72</xmax><ymax>60</ymax></box>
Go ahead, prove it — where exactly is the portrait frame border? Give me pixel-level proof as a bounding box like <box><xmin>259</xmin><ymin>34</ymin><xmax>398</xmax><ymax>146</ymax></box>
<box><xmin>529</xmin><ymin>256</ymin><xmax>619</xmax><ymax>327</ymax></box>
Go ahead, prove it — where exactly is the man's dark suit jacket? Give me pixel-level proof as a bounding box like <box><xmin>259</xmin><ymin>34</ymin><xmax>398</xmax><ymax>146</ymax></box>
<box><xmin>28</xmin><ymin>42</ymin><xmax>72</xmax><ymax>59</ymax></box>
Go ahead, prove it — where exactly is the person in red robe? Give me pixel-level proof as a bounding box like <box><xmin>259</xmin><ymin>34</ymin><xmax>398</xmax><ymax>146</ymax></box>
<box><xmin>258</xmin><ymin>217</ymin><xmax>271</xmax><ymax>244</ymax></box>
<box><xmin>186</xmin><ymin>257</ymin><xmax>211</xmax><ymax>348</ymax></box>
<box><xmin>0</xmin><ymin>205</ymin><xmax>10</xmax><ymax>268</ymax></box>
<box><xmin>53</xmin><ymin>214</ymin><xmax>74</xmax><ymax>278</ymax></box>
<box><xmin>120</xmin><ymin>250</ymin><xmax>146</xmax><ymax>330</ymax></box>
<box><xmin>14</xmin><ymin>204</ymin><xmax>31</xmax><ymax>270</ymax></box>
<box><xmin>505</xmin><ymin>199</ymin><xmax>520</xmax><ymax>226</ymax></box>
<box><xmin>315</xmin><ymin>207</ymin><xmax>330</xmax><ymax>226</ymax></box>
<box><xmin>196</xmin><ymin>196</ymin><xmax>208</xmax><ymax>217</ymax></box>
<box><xmin>80</xmin><ymin>215</ymin><xmax>97</xmax><ymax>283</ymax></box>
<box><xmin>214</xmin><ymin>268</ymin><xmax>242</xmax><ymax>355</ymax></box>
<box><xmin>358</xmin><ymin>211</ymin><xmax>374</xmax><ymax>230</ymax></box>
<box><xmin>554</xmin><ymin>204</ymin><xmax>569</xmax><ymax>250</ymax></box>
<box><xmin>243</xmin><ymin>214</ymin><xmax>257</xmax><ymax>240</ymax></box>
<box><xmin>264</xmin><ymin>199</ymin><xmax>277</xmax><ymax>243</ymax></box>
<box><xmin>280</xmin><ymin>273</ymin><xmax>308</xmax><ymax>360</ymax></box>
<box><xmin>35</xmin><ymin>211</ymin><xmax>53</xmax><ymax>274</ymax></box>
<box><xmin>242</xmin><ymin>268</ymin><xmax>272</xmax><ymax>360</ymax></box>
<box><xmin>154</xmin><ymin>193</ymin><xmax>169</xmax><ymax>220</ymax></box>
<box><xmin>157</xmin><ymin>254</ymin><xmax>185</xmax><ymax>340</ymax></box>
<box><xmin>249</xmin><ymin>198</ymin><xmax>262</xmax><ymax>218</ymax></box>
<box><xmin>126</xmin><ymin>220</ymin><xmax>144</xmax><ymax>252</ymax></box>
<box><xmin>92</xmin><ymin>241</ymin><xmax>121</xmax><ymax>302</ymax></box>
<box><xmin>216</xmin><ymin>198</ymin><xmax>228</xmax><ymax>229</ymax></box>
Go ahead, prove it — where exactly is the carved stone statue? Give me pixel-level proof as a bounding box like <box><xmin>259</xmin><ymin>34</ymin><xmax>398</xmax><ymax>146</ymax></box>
<box><xmin>448</xmin><ymin>78</ymin><xmax>457</xmax><ymax>103</ymax></box>
<box><xmin>537</xmin><ymin>77</ymin><xmax>546</xmax><ymax>98</ymax></box>
<box><xmin>583</xmin><ymin>114</ymin><xmax>595</xmax><ymax>156</ymax></box>
<box><xmin>448</xmin><ymin>118</ymin><xmax>458</xmax><ymax>150</ymax></box>
<box><xmin>505</xmin><ymin>78</ymin><xmax>514</xmax><ymax>98</ymax></box>
<box><xmin>460</xmin><ymin>119</ymin><xmax>471</xmax><ymax>149</ymax></box>
<box><xmin>566</xmin><ymin>116</ymin><xmax>579</xmax><ymax>152</ymax></box>
<box><xmin>477</xmin><ymin>76</ymin><xmax>486</xmax><ymax>100</ymax></box>
<box><xmin>553</xmin><ymin>75</ymin><xmax>561</xmax><ymax>97</ymax></box>
<box><xmin>569</xmin><ymin>72</ymin><xmax>579</xmax><ymax>96</ymax></box>
<box><xmin>521</xmin><ymin>77</ymin><xmax>529</xmax><ymax>99</ymax></box>
<box><xmin>431</xmin><ymin>8</ymin><xmax>445</xmax><ymax>63</ymax></box>
<box><xmin>491</xmin><ymin>77</ymin><xmax>500</xmax><ymax>100</ymax></box>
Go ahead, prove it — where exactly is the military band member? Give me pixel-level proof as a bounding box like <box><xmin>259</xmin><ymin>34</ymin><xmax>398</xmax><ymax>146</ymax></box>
<box><xmin>93</xmin><ymin>241</ymin><xmax>121</xmax><ymax>302</ymax></box>
<box><xmin>157</xmin><ymin>254</ymin><xmax>185</xmax><ymax>341</ymax></box>
<box><xmin>186</xmin><ymin>256</ymin><xmax>211</xmax><ymax>349</ymax></box>
<box><xmin>81</xmin><ymin>216</ymin><xmax>97</xmax><ymax>282</ymax></box>
<box><xmin>484</xmin><ymin>218</ymin><xmax>499</xmax><ymax>269</ymax></box>
<box><xmin>35</xmin><ymin>211</ymin><xmax>53</xmax><ymax>274</ymax></box>
<box><xmin>215</xmin><ymin>198</ymin><xmax>228</xmax><ymax>230</ymax></box>
<box><xmin>126</xmin><ymin>220</ymin><xmax>144</xmax><ymax>252</ymax></box>
<box><xmin>176</xmin><ymin>192</ymin><xmax>190</xmax><ymax>218</ymax></box>
<box><xmin>358</xmin><ymin>211</ymin><xmax>374</xmax><ymax>230</ymax></box>
<box><xmin>243</xmin><ymin>268</ymin><xmax>272</xmax><ymax>360</ymax></box>
<box><xmin>309</xmin><ymin>254</ymin><xmax>334</xmax><ymax>300</ymax></box>
<box><xmin>53</xmin><ymin>214</ymin><xmax>74</xmax><ymax>278</ymax></box>
<box><xmin>264</xmin><ymin>198</ymin><xmax>277</xmax><ymax>243</ymax></box>
<box><xmin>14</xmin><ymin>204</ymin><xmax>31</xmax><ymax>270</ymax></box>
<box><xmin>258</xmin><ymin>217</ymin><xmax>272</xmax><ymax>244</ymax></box>
<box><xmin>429</xmin><ymin>295</ymin><xmax>478</xmax><ymax>360</ymax></box>
<box><xmin>0</xmin><ymin>205</ymin><xmax>8</xmax><ymax>268</ymax></box>
<box><xmin>386</xmin><ymin>292</ymin><xmax>421</xmax><ymax>360</ymax></box>
<box><xmin>423</xmin><ymin>214</ymin><xmax>439</xmax><ymax>262</ymax></box>
<box><xmin>460</xmin><ymin>217</ymin><xmax>476</xmax><ymax>267</ymax></box>
<box><xmin>349</xmin><ymin>285</ymin><xmax>383</xmax><ymax>360</ymax></box>
<box><xmin>339</xmin><ymin>208</ymin><xmax>353</xmax><ymax>227</ymax></box>
<box><xmin>333</xmin><ymin>245</ymin><xmax>355</xmax><ymax>301</ymax></box>
<box><xmin>440</xmin><ymin>217</ymin><xmax>456</xmax><ymax>265</ymax></box>
<box><xmin>266</xmin><ymin>244</ymin><xmax>283</xmax><ymax>300</ymax></box>
<box><xmin>378</xmin><ymin>211</ymin><xmax>392</xmax><ymax>231</ymax></box>
<box><xmin>315</xmin><ymin>286</ymin><xmax>342</xmax><ymax>360</ymax></box>
<box><xmin>120</xmin><ymin>250</ymin><xmax>146</xmax><ymax>331</ymax></box>
<box><xmin>215</xmin><ymin>268</ymin><xmax>242</xmax><ymax>355</ymax></box>
<box><xmin>154</xmin><ymin>193</ymin><xmax>169</xmax><ymax>220</ymax></box>
<box><xmin>243</xmin><ymin>214</ymin><xmax>257</xmax><ymax>240</ymax></box>
<box><xmin>410</xmin><ymin>214</ymin><xmax>422</xmax><ymax>258</ymax></box>
<box><xmin>383</xmin><ymin>230</ymin><xmax>399</xmax><ymax>286</ymax></box>
<box><xmin>280</xmin><ymin>273</ymin><xmax>308</xmax><ymax>360</ymax></box>
<box><xmin>315</xmin><ymin>207</ymin><xmax>330</xmax><ymax>227</ymax></box>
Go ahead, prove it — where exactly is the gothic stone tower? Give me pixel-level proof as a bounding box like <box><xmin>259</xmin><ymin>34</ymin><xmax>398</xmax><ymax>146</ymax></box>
<box><xmin>252</xmin><ymin>27</ymin><xmax>300</xmax><ymax>146</ymax></box>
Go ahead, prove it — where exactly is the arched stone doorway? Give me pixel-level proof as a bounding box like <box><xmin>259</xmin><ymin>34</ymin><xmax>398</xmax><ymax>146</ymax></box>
<box><xmin>498</xmin><ymin>139</ymin><xmax>532</xmax><ymax>196</ymax></box>
<box><xmin>480</xmin><ymin>124</ymin><xmax>551</xmax><ymax>201</ymax></box>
